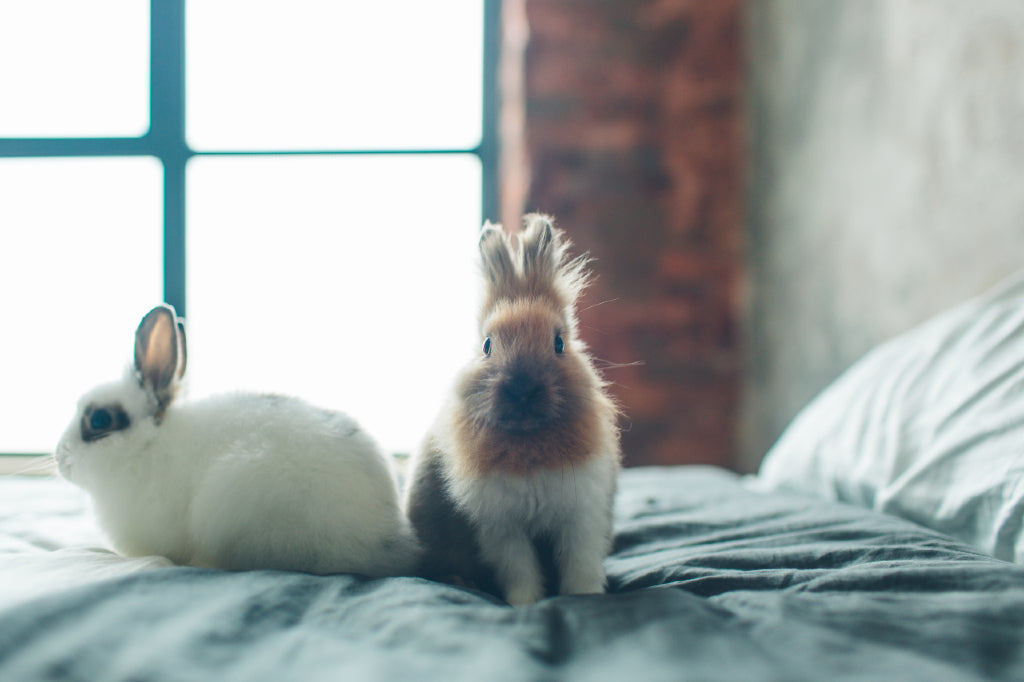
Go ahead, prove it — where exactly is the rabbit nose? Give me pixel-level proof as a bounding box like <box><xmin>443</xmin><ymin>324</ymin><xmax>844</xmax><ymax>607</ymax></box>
<box><xmin>500</xmin><ymin>368</ymin><xmax>545</xmax><ymax>409</ymax></box>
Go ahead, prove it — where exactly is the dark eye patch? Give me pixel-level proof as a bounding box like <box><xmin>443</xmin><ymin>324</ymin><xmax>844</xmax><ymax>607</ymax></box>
<box><xmin>81</xmin><ymin>404</ymin><xmax>131</xmax><ymax>442</ymax></box>
<box><xmin>483</xmin><ymin>337</ymin><xmax>492</xmax><ymax>356</ymax></box>
<box><xmin>555</xmin><ymin>334</ymin><xmax>565</xmax><ymax>354</ymax></box>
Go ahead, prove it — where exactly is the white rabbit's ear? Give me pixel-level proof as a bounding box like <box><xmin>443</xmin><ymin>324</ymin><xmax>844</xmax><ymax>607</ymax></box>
<box><xmin>134</xmin><ymin>304</ymin><xmax>183</xmax><ymax>411</ymax></box>
<box><xmin>175</xmin><ymin>318</ymin><xmax>188</xmax><ymax>380</ymax></box>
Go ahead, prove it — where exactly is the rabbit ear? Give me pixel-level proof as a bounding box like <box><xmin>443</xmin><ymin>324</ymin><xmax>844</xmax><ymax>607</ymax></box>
<box><xmin>520</xmin><ymin>213</ymin><xmax>591</xmax><ymax>307</ymax></box>
<box><xmin>519</xmin><ymin>214</ymin><xmax>560</xmax><ymax>281</ymax></box>
<box><xmin>479</xmin><ymin>222</ymin><xmax>516</xmax><ymax>290</ymax></box>
<box><xmin>134</xmin><ymin>304</ymin><xmax>183</xmax><ymax>411</ymax></box>
<box><xmin>175</xmin><ymin>318</ymin><xmax>188</xmax><ymax>380</ymax></box>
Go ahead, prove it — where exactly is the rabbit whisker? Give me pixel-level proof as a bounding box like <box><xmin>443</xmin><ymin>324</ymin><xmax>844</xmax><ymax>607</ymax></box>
<box><xmin>9</xmin><ymin>456</ymin><xmax>57</xmax><ymax>476</ymax></box>
<box><xmin>580</xmin><ymin>298</ymin><xmax>620</xmax><ymax>313</ymax></box>
<box><xmin>592</xmin><ymin>359</ymin><xmax>644</xmax><ymax>371</ymax></box>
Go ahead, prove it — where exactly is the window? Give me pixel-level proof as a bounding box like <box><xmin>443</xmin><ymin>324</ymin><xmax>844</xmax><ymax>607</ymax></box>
<box><xmin>0</xmin><ymin>1</ymin><xmax>497</xmax><ymax>457</ymax></box>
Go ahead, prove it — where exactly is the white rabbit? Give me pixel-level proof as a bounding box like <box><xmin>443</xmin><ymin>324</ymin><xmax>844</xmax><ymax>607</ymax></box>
<box><xmin>55</xmin><ymin>304</ymin><xmax>418</xmax><ymax>577</ymax></box>
<box><xmin>405</xmin><ymin>215</ymin><xmax>621</xmax><ymax>606</ymax></box>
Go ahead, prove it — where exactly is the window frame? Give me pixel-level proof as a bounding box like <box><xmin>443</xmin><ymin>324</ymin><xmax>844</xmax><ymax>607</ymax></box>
<box><xmin>0</xmin><ymin>0</ymin><xmax>500</xmax><ymax>458</ymax></box>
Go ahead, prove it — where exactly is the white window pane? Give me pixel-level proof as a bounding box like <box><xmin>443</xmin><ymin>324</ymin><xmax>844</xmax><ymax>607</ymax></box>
<box><xmin>0</xmin><ymin>1</ymin><xmax>149</xmax><ymax>138</ymax></box>
<box><xmin>0</xmin><ymin>158</ymin><xmax>163</xmax><ymax>453</ymax></box>
<box><xmin>187</xmin><ymin>0</ymin><xmax>483</xmax><ymax>151</ymax></box>
<box><xmin>187</xmin><ymin>155</ymin><xmax>481</xmax><ymax>455</ymax></box>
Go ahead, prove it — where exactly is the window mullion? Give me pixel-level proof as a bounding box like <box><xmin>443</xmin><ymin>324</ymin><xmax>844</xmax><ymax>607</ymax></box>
<box><xmin>149</xmin><ymin>0</ymin><xmax>190</xmax><ymax>316</ymax></box>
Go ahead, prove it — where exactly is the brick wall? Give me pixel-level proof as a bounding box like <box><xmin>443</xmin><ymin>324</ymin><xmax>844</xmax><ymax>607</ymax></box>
<box><xmin>499</xmin><ymin>0</ymin><xmax>745</xmax><ymax>468</ymax></box>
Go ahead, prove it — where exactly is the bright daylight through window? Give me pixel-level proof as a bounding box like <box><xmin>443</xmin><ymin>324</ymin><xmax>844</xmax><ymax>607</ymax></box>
<box><xmin>0</xmin><ymin>1</ymin><xmax>486</xmax><ymax>457</ymax></box>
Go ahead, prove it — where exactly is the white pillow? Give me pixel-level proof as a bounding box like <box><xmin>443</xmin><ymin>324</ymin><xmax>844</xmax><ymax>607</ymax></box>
<box><xmin>756</xmin><ymin>270</ymin><xmax>1024</xmax><ymax>562</ymax></box>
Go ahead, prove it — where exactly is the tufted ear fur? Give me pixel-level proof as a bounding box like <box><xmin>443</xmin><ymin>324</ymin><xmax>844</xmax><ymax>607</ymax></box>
<box><xmin>517</xmin><ymin>214</ymin><xmax>591</xmax><ymax>310</ymax></box>
<box><xmin>478</xmin><ymin>214</ymin><xmax>592</xmax><ymax>323</ymax></box>
<box><xmin>479</xmin><ymin>222</ymin><xmax>516</xmax><ymax>292</ymax></box>
<box><xmin>518</xmin><ymin>214</ymin><xmax>557</xmax><ymax>284</ymax></box>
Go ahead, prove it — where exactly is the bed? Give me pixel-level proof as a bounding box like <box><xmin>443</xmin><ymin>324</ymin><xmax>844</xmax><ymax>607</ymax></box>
<box><xmin>3</xmin><ymin>271</ymin><xmax>1024</xmax><ymax>680</ymax></box>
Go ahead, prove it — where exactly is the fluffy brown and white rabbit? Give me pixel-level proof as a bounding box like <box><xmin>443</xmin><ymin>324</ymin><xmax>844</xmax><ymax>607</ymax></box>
<box><xmin>54</xmin><ymin>304</ymin><xmax>418</xmax><ymax>577</ymax></box>
<box><xmin>405</xmin><ymin>214</ymin><xmax>620</xmax><ymax>606</ymax></box>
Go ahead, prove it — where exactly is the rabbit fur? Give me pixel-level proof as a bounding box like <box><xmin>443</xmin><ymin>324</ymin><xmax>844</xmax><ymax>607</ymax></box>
<box><xmin>55</xmin><ymin>304</ymin><xmax>419</xmax><ymax>577</ymax></box>
<box><xmin>405</xmin><ymin>214</ymin><xmax>621</xmax><ymax>606</ymax></box>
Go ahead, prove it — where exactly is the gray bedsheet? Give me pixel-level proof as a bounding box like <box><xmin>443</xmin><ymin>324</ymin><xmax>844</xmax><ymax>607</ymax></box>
<box><xmin>1</xmin><ymin>466</ymin><xmax>1022</xmax><ymax>681</ymax></box>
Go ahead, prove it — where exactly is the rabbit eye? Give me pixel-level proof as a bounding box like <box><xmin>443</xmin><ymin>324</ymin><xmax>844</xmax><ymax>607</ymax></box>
<box><xmin>90</xmin><ymin>409</ymin><xmax>113</xmax><ymax>431</ymax></box>
<box><xmin>483</xmin><ymin>337</ymin><xmax>492</xmax><ymax>356</ymax></box>
<box><xmin>554</xmin><ymin>335</ymin><xmax>565</xmax><ymax>354</ymax></box>
<box><xmin>82</xmin><ymin>405</ymin><xmax>130</xmax><ymax>442</ymax></box>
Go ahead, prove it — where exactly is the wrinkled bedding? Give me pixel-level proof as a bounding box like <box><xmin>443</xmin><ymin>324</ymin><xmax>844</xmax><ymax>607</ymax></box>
<box><xmin>758</xmin><ymin>269</ymin><xmax>1024</xmax><ymax>563</ymax></box>
<box><xmin>1</xmin><ymin>467</ymin><xmax>1023</xmax><ymax>681</ymax></box>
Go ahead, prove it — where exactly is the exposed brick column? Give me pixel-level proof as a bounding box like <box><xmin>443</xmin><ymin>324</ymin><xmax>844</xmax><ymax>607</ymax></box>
<box><xmin>500</xmin><ymin>0</ymin><xmax>745</xmax><ymax>468</ymax></box>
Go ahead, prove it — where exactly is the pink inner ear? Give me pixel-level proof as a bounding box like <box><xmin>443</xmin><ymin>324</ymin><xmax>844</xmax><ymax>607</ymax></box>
<box><xmin>148</xmin><ymin>314</ymin><xmax>176</xmax><ymax>367</ymax></box>
<box><xmin>139</xmin><ymin>311</ymin><xmax>179</xmax><ymax>392</ymax></box>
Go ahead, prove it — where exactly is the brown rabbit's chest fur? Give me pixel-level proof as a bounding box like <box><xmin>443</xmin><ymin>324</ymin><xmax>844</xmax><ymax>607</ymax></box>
<box><xmin>449</xmin><ymin>392</ymin><xmax>614</xmax><ymax>479</ymax></box>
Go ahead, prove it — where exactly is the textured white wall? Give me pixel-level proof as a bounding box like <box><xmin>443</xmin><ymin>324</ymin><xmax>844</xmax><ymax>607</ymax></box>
<box><xmin>741</xmin><ymin>0</ymin><xmax>1024</xmax><ymax>471</ymax></box>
